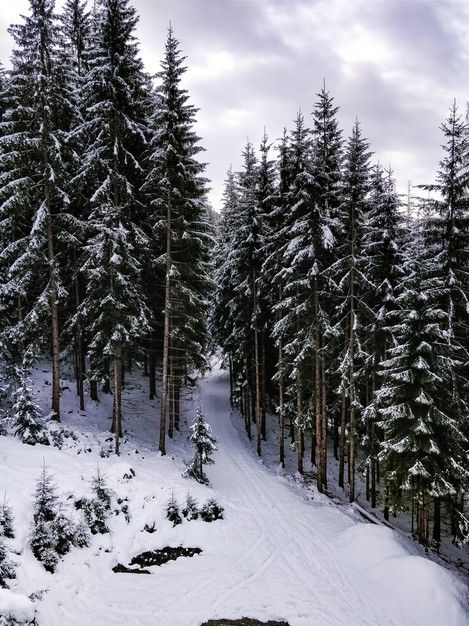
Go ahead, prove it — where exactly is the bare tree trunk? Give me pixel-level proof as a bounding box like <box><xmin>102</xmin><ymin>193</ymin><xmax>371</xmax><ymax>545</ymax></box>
<box><xmin>296</xmin><ymin>383</ymin><xmax>303</xmax><ymax>474</ymax></box>
<box><xmin>45</xmin><ymin>179</ymin><xmax>61</xmax><ymax>422</ymax></box>
<box><xmin>159</xmin><ymin>189</ymin><xmax>171</xmax><ymax>455</ymax></box>
<box><xmin>433</xmin><ymin>497</ymin><xmax>441</xmax><ymax>549</ymax></box>
<box><xmin>260</xmin><ymin>328</ymin><xmax>266</xmax><ymax>440</ymax></box>
<box><xmin>229</xmin><ymin>354</ymin><xmax>234</xmax><ymax>407</ymax></box>
<box><xmin>254</xmin><ymin>290</ymin><xmax>262</xmax><ymax>457</ymax></box>
<box><xmin>339</xmin><ymin>395</ymin><xmax>346</xmax><ymax>488</ymax></box>
<box><xmin>278</xmin><ymin>337</ymin><xmax>285</xmax><ymax>468</ymax></box>
<box><xmin>321</xmin><ymin>348</ymin><xmax>327</xmax><ymax>490</ymax></box>
<box><xmin>168</xmin><ymin>352</ymin><xmax>174</xmax><ymax>439</ymax></box>
<box><xmin>113</xmin><ymin>345</ymin><xmax>123</xmax><ymax>455</ymax></box>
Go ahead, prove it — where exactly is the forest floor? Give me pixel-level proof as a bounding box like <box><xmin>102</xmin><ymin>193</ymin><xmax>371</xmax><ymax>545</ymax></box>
<box><xmin>0</xmin><ymin>361</ymin><xmax>468</xmax><ymax>626</ymax></box>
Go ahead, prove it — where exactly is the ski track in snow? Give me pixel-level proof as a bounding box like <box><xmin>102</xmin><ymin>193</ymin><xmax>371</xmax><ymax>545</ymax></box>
<box><xmin>2</xmin><ymin>364</ymin><xmax>468</xmax><ymax>626</ymax></box>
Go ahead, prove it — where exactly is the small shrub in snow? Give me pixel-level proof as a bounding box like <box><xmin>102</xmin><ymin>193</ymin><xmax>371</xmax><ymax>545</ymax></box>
<box><xmin>0</xmin><ymin>536</ymin><xmax>15</xmax><ymax>588</ymax></box>
<box><xmin>0</xmin><ymin>500</ymin><xmax>14</xmax><ymax>539</ymax></box>
<box><xmin>182</xmin><ymin>493</ymin><xmax>198</xmax><ymax>521</ymax></box>
<box><xmin>11</xmin><ymin>374</ymin><xmax>43</xmax><ymax>446</ymax></box>
<box><xmin>184</xmin><ymin>408</ymin><xmax>217</xmax><ymax>485</ymax></box>
<box><xmin>31</xmin><ymin>466</ymin><xmax>85</xmax><ymax>573</ymax></box>
<box><xmin>165</xmin><ymin>493</ymin><xmax>182</xmax><ymax>527</ymax></box>
<box><xmin>78</xmin><ymin>469</ymin><xmax>112</xmax><ymax>535</ymax></box>
<box><xmin>200</xmin><ymin>498</ymin><xmax>224</xmax><ymax>522</ymax></box>
<box><xmin>115</xmin><ymin>498</ymin><xmax>131</xmax><ymax>523</ymax></box>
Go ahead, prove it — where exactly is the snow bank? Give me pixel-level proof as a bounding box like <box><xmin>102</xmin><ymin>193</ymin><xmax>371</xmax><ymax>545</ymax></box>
<box><xmin>336</xmin><ymin>524</ymin><xmax>469</xmax><ymax>626</ymax></box>
<box><xmin>0</xmin><ymin>588</ymin><xmax>35</xmax><ymax>623</ymax></box>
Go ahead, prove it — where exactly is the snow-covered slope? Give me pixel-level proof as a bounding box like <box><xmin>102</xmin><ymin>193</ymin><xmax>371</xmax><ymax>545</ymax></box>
<box><xmin>1</xmin><ymin>364</ymin><xmax>468</xmax><ymax>626</ymax></box>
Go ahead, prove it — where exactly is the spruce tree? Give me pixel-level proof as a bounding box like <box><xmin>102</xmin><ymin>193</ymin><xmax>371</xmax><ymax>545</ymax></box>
<box><xmin>0</xmin><ymin>499</ymin><xmax>14</xmax><ymax>539</ymax></box>
<box><xmin>165</xmin><ymin>492</ymin><xmax>182</xmax><ymax>527</ymax></box>
<box><xmin>143</xmin><ymin>26</ymin><xmax>212</xmax><ymax>454</ymax></box>
<box><xmin>184</xmin><ymin>408</ymin><xmax>217</xmax><ymax>484</ymax></box>
<box><xmin>377</xmin><ymin>244</ymin><xmax>468</xmax><ymax>545</ymax></box>
<box><xmin>12</xmin><ymin>368</ymin><xmax>44</xmax><ymax>445</ymax></box>
<box><xmin>362</xmin><ymin>165</ymin><xmax>402</xmax><ymax>506</ymax></box>
<box><xmin>0</xmin><ymin>536</ymin><xmax>15</xmax><ymax>588</ymax></box>
<box><xmin>0</xmin><ymin>0</ymin><xmax>74</xmax><ymax>421</ymax></box>
<box><xmin>31</xmin><ymin>465</ymin><xmax>76</xmax><ymax>572</ymax></box>
<box><xmin>328</xmin><ymin>120</ymin><xmax>372</xmax><ymax>501</ymax></box>
<box><xmin>75</xmin><ymin>0</ymin><xmax>151</xmax><ymax>453</ymax></box>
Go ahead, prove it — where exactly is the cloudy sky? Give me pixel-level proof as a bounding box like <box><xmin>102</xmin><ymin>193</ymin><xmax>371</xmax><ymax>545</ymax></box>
<box><xmin>0</xmin><ymin>0</ymin><xmax>468</xmax><ymax>210</ymax></box>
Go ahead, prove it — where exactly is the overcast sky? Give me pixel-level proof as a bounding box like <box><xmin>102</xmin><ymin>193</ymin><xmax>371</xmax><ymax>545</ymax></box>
<box><xmin>1</xmin><ymin>0</ymin><xmax>468</xmax><ymax>210</ymax></box>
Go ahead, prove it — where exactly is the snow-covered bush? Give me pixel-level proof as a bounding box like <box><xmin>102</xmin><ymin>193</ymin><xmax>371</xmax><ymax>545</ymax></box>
<box><xmin>31</xmin><ymin>466</ymin><xmax>87</xmax><ymax>573</ymax></box>
<box><xmin>165</xmin><ymin>493</ymin><xmax>182</xmax><ymax>527</ymax></box>
<box><xmin>184</xmin><ymin>409</ymin><xmax>217</xmax><ymax>485</ymax></box>
<box><xmin>200</xmin><ymin>498</ymin><xmax>224</xmax><ymax>522</ymax></box>
<box><xmin>182</xmin><ymin>493</ymin><xmax>198</xmax><ymax>521</ymax></box>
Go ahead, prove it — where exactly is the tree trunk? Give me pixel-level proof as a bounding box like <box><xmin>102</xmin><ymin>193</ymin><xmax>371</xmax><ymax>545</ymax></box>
<box><xmin>278</xmin><ymin>337</ymin><xmax>285</xmax><ymax>468</ymax></box>
<box><xmin>260</xmin><ymin>328</ymin><xmax>266</xmax><ymax>441</ymax></box>
<box><xmin>112</xmin><ymin>345</ymin><xmax>123</xmax><ymax>455</ymax></box>
<box><xmin>296</xmin><ymin>383</ymin><xmax>303</xmax><ymax>474</ymax></box>
<box><xmin>339</xmin><ymin>395</ymin><xmax>346</xmax><ymax>488</ymax></box>
<box><xmin>253</xmin><ymin>278</ymin><xmax>262</xmax><ymax>456</ymax></box>
<box><xmin>229</xmin><ymin>354</ymin><xmax>234</xmax><ymax>407</ymax></box>
<box><xmin>433</xmin><ymin>497</ymin><xmax>441</xmax><ymax>549</ymax></box>
<box><xmin>159</xmin><ymin>188</ymin><xmax>172</xmax><ymax>455</ymax></box>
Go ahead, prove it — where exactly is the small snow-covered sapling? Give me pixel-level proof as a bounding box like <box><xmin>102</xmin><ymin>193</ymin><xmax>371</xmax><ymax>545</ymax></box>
<box><xmin>182</xmin><ymin>493</ymin><xmax>199</xmax><ymax>521</ymax></box>
<box><xmin>166</xmin><ymin>492</ymin><xmax>182</xmax><ymax>527</ymax></box>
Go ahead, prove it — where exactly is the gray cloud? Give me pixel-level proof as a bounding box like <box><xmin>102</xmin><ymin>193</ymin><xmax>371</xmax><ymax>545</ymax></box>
<box><xmin>1</xmin><ymin>0</ymin><xmax>468</xmax><ymax>209</ymax></box>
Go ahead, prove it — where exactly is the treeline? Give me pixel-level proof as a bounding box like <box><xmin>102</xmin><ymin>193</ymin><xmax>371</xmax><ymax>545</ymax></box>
<box><xmin>212</xmin><ymin>93</ymin><xmax>469</xmax><ymax>548</ymax></box>
<box><xmin>0</xmin><ymin>0</ymin><xmax>212</xmax><ymax>454</ymax></box>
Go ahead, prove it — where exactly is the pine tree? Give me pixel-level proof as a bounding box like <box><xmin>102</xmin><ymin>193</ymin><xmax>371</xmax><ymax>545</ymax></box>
<box><xmin>165</xmin><ymin>492</ymin><xmax>182</xmax><ymax>527</ymax></box>
<box><xmin>200</xmin><ymin>498</ymin><xmax>224</xmax><ymax>522</ymax></box>
<box><xmin>143</xmin><ymin>26</ymin><xmax>212</xmax><ymax>454</ymax></box>
<box><xmin>12</xmin><ymin>368</ymin><xmax>44</xmax><ymax>445</ymax></box>
<box><xmin>377</xmin><ymin>244</ymin><xmax>468</xmax><ymax>545</ymax></box>
<box><xmin>181</xmin><ymin>493</ymin><xmax>198</xmax><ymax>521</ymax></box>
<box><xmin>419</xmin><ymin>102</ymin><xmax>469</xmax><ymax>544</ymax></box>
<box><xmin>328</xmin><ymin>120</ymin><xmax>373</xmax><ymax>501</ymax></box>
<box><xmin>75</xmin><ymin>0</ymin><xmax>151</xmax><ymax>453</ymax></box>
<box><xmin>0</xmin><ymin>0</ymin><xmax>74</xmax><ymax>421</ymax></box>
<box><xmin>362</xmin><ymin>165</ymin><xmax>402</xmax><ymax>506</ymax></box>
<box><xmin>0</xmin><ymin>536</ymin><xmax>15</xmax><ymax>588</ymax></box>
<box><xmin>81</xmin><ymin>467</ymin><xmax>111</xmax><ymax>534</ymax></box>
<box><xmin>184</xmin><ymin>408</ymin><xmax>217</xmax><ymax>484</ymax></box>
<box><xmin>0</xmin><ymin>499</ymin><xmax>14</xmax><ymax>539</ymax></box>
<box><xmin>31</xmin><ymin>465</ymin><xmax>75</xmax><ymax>572</ymax></box>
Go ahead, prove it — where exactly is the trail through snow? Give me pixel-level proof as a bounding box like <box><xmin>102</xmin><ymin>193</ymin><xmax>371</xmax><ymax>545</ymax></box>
<box><xmin>2</xmin><ymin>364</ymin><xmax>468</xmax><ymax>626</ymax></box>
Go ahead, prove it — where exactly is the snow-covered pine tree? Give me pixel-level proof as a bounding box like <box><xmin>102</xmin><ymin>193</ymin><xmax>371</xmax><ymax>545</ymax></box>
<box><xmin>212</xmin><ymin>167</ymin><xmax>240</xmax><ymax>408</ymax></box>
<box><xmin>165</xmin><ymin>492</ymin><xmax>182</xmax><ymax>527</ymax></box>
<box><xmin>0</xmin><ymin>0</ymin><xmax>74</xmax><ymax>422</ymax></box>
<box><xmin>308</xmin><ymin>86</ymin><xmax>343</xmax><ymax>490</ymax></box>
<box><xmin>0</xmin><ymin>536</ymin><xmax>15</xmax><ymax>588</ymax></box>
<box><xmin>362</xmin><ymin>164</ymin><xmax>402</xmax><ymax>507</ymax></box>
<box><xmin>223</xmin><ymin>142</ymin><xmax>265</xmax><ymax>454</ymax></box>
<box><xmin>12</xmin><ymin>368</ymin><xmax>44</xmax><ymax>445</ymax></box>
<box><xmin>419</xmin><ymin>102</ymin><xmax>469</xmax><ymax>544</ymax></box>
<box><xmin>0</xmin><ymin>499</ymin><xmax>14</xmax><ymax>539</ymax></box>
<box><xmin>182</xmin><ymin>493</ymin><xmax>198</xmax><ymax>520</ymax></box>
<box><xmin>185</xmin><ymin>408</ymin><xmax>217</xmax><ymax>484</ymax></box>
<box><xmin>272</xmin><ymin>112</ymin><xmax>312</xmax><ymax>474</ymax></box>
<box><xmin>328</xmin><ymin>120</ymin><xmax>373</xmax><ymax>501</ymax></box>
<box><xmin>261</xmin><ymin>129</ymin><xmax>292</xmax><ymax>466</ymax></box>
<box><xmin>59</xmin><ymin>0</ymin><xmax>91</xmax><ymax>411</ymax></box>
<box><xmin>200</xmin><ymin>498</ymin><xmax>224</xmax><ymax>522</ymax></box>
<box><xmin>31</xmin><ymin>465</ymin><xmax>77</xmax><ymax>572</ymax></box>
<box><xmin>143</xmin><ymin>26</ymin><xmax>212</xmax><ymax>455</ymax></box>
<box><xmin>81</xmin><ymin>467</ymin><xmax>112</xmax><ymax>534</ymax></box>
<box><xmin>75</xmin><ymin>0</ymin><xmax>151</xmax><ymax>453</ymax></box>
<box><xmin>377</xmin><ymin>240</ymin><xmax>468</xmax><ymax>545</ymax></box>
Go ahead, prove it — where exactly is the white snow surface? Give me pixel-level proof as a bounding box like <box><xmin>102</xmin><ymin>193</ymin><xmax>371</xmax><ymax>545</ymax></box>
<box><xmin>0</xmin><ymin>363</ymin><xmax>468</xmax><ymax>626</ymax></box>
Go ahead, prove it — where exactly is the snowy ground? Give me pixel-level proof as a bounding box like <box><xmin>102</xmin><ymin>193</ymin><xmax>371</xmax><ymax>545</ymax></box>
<box><xmin>1</xmin><ymin>362</ymin><xmax>468</xmax><ymax>626</ymax></box>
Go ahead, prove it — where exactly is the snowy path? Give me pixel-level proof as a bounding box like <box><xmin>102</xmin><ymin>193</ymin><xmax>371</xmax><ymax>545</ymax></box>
<box><xmin>4</xmin><ymin>365</ymin><xmax>468</xmax><ymax>626</ymax></box>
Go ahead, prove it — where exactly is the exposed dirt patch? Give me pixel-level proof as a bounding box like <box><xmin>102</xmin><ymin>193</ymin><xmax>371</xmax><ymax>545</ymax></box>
<box><xmin>201</xmin><ymin>620</ymin><xmax>289</xmax><ymax>626</ymax></box>
<box><xmin>113</xmin><ymin>546</ymin><xmax>202</xmax><ymax>573</ymax></box>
